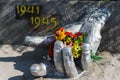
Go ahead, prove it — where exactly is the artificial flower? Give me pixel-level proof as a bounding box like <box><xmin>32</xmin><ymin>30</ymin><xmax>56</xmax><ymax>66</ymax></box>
<box><xmin>55</xmin><ymin>28</ymin><xmax>66</xmax><ymax>40</ymax></box>
<box><xmin>65</xmin><ymin>37</ymin><xmax>72</xmax><ymax>45</ymax></box>
<box><xmin>65</xmin><ymin>32</ymin><xmax>73</xmax><ymax>37</ymax></box>
<box><xmin>49</xmin><ymin>27</ymin><xmax>88</xmax><ymax>59</ymax></box>
<box><xmin>74</xmin><ymin>32</ymin><xmax>82</xmax><ymax>36</ymax></box>
<box><xmin>79</xmin><ymin>35</ymin><xmax>83</xmax><ymax>39</ymax></box>
<box><xmin>73</xmin><ymin>34</ymin><xmax>77</xmax><ymax>39</ymax></box>
<box><xmin>72</xmin><ymin>51</ymin><xmax>80</xmax><ymax>58</ymax></box>
<box><xmin>72</xmin><ymin>45</ymin><xmax>81</xmax><ymax>58</ymax></box>
<box><xmin>79</xmin><ymin>42</ymin><xmax>82</xmax><ymax>46</ymax></box>
<box><xmin>48</xmin><ymin>41</ymin><xmax>54</xmax><ymax>58</ymax></box>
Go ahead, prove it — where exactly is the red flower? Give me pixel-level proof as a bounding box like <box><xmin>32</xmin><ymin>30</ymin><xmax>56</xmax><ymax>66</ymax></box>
<box><xmin>65</xmin><ymin>32</ymin><xmax>69</xmax><ymax>35</ymax></box>
<box><xmin>72</xmin><ymin>44</ymin><xmax>74</xmax><ymax>46</ymax></box>
<box><xmin>65</xmin><ymin>32</ymin><xmax>73</xmax><ymax>37</ymax></box>
<box><xmin>48</xmin><ymin>41</ymin><xmax>54</xmax><ymax>58</ymax></box>
<box><xmin>59</xmin><ymin>28</ymin><xmax>64</xmax><ymax>31</ymax></box>
<box><xmin>66</xmin><ymin>42</ymin><xmax>72</xmax><ymax>47</ymax></box>
<box><xmin>79</xmin><ymin>42</ymin><xmax>83</xmax><ymax>46</ymax></box>
<box><xmin>66</xmin><ymin>42</ymin><xmax>71</xmax><ymax>45</ymax></box>
<box><xmin>55</xmin><ymin>31</ymin><xmax>59</xmax><ymax>35</ymax></box>
<box><xmin>74</xmin><ymin>32</ymin><xmax>82</xmax><ymax>36</ymax></box>
<box><xmin>73</xmin><ymin>34</ymin><xmax>77</xmax><ymax>39</ymax></box>
<box><xmin>75</xmin><ymin>32</ymin><xmax>79</xmax><ymax>36</ymax></box>
<box><xmin>69</xmin><ymin>32</ymin><xmax>73</xmax><ymax>37</ymax></box>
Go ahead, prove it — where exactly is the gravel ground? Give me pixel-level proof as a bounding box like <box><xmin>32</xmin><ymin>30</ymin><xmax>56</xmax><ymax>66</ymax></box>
<box><xmin>0</xmin><ymin>45</ymin><xmax>120</xmax><ymax>80</ymax></box>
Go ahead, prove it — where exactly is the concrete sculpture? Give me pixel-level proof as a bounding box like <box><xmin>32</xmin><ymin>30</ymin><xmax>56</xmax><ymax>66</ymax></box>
<box><xmin>25</xmin><ymin>6</ymin><xmax>111</xmax><ymax>78</ymax></box>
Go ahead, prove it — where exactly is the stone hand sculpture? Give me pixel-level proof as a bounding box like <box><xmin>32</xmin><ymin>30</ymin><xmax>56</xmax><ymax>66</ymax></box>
<box><xmin>25</xmin><ymin>6</ymin><xmax>111</xmax><ymax>78</ymax></box>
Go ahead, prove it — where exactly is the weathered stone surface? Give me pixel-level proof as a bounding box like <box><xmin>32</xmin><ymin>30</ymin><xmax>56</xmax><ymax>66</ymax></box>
<box><xmin>0</xmin><ymin>45</ymin><xmax>49</xmax><ymax>80</ymax></box>
<box><xmin>0</xmin><ymin>1</ymin><xmax>119</xmax><ymax>51</ymax></box>
<box><xmin>0</xmin><ymin>45</ymin><xmax>120</xmax><ymax>80</ymax></box>
<box><xmin>36</xmin><ymin>51</ymin><xmax>120</xmax><ymax>80</ymax></box>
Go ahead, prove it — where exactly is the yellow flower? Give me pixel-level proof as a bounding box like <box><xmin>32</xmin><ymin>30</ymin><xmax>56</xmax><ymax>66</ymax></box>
<box><xmin>72</xmin><ymin>52</ymin><xmax>80</xmax><ymax>58</ymax></box>
<box><xmin>72</xmin><ymin>45</ymin><xmax>82</xmax><ymax>58</ymax></box>
<box><xmin>65</xmin><ymin>37</ymin><xmax>72</xmax><ymax>44</ymax></box>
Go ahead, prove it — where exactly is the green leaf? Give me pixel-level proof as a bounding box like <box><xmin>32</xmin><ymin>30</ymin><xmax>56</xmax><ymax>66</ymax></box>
<box><xmin>91</xmin><ymin>54</ymin><xmax>104</xmax><ymax>61</ymax></box>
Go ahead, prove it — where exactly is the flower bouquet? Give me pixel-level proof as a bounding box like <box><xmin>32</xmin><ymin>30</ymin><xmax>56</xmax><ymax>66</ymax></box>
<box><xmin>48</xmin><ymin>27</ymin><xmax>88</xmax><ymax>59</ymax></box>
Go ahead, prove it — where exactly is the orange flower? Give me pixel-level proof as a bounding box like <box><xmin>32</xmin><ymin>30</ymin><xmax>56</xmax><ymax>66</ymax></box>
<box><xmin>79</xmin><ymin>35</ymin><xmax>83</xmax><ymax>38</ymax></box>
<box><xmin>55</xmin><ymin>28</ymin><xmax>66</xmax><ymax>40</ymax></box>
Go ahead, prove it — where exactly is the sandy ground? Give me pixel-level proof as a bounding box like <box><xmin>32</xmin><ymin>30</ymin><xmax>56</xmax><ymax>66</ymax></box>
<box><xmin>0</xmin><ymin>45</ymin><xmax>120</xmax><ymax>80</ymax></box>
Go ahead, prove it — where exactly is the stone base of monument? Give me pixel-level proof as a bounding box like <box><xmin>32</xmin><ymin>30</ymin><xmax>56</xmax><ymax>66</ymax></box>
<box><xmin>48</xmin><ymin>66</ymin><xmax>85</xmax><ymax>79</ymax></box>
